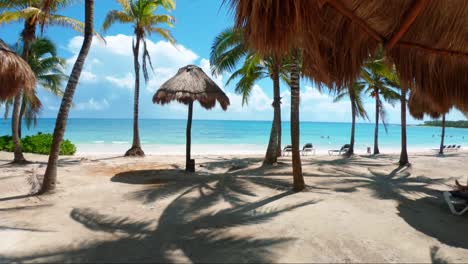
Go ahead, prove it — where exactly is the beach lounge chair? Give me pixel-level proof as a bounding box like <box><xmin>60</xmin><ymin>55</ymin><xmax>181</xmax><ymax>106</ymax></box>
<box><xmin>328</xmin><ymin>144</ymin><xmax>350</xmax><ymax>156</ymax></box>
<box><xmin>282</xmin><ymin>145</ymin><xmax>292</xmax><ymax>156</ymax></box>
<box><xmin>443</xmin><ymin>191</ymin><xmax>468</xmax><ymax>216</ymax></box>
<box><xmin>301</xmin><ymin>143</ymin><xmax>316</xmax><ymax>156</ymax></box>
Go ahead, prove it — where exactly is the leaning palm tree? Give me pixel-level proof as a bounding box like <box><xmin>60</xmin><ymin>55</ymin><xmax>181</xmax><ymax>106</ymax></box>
<box><xmin>0</xmin><ymin>0</ymin><xmax>89</xmax><ymax>163</ymax></box>
<box><xmin>333</xmin><ymin>82</ymin><xmax>369</xmax><ymax>156</ymax></box>
<box><xmin>210</xmin><ymin>27</ymin><xmax>289</xmax><ymax>164</ymax></box>
<box><xmin>39</xmin><ymin>0</ymin><xmax>95</xmax><ymax>194</ymax></box>
<box><xmin>102</xmin><ymin>0</ymin><xmax>175</xmax><ymax>157</ymax></box>
<box><xmin>361</xmin><ymin>51</ymin><xmax>399</xmax><ymax>155</ymax></box>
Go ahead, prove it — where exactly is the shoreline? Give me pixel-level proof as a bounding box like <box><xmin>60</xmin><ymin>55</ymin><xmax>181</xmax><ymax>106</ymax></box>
<box><xmin>74</xmin><ymin>143</ymin><xmax>458</xmax><ymax>156</ymax></box>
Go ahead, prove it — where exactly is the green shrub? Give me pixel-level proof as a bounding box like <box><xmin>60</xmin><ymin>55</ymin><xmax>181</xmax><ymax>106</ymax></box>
<box><xmin>0</xmin><ymin>135</ymin><xmax>14</xmax><ymax>152</ymax></box>
<box><xmin>0</xmin><ymin>133</ymin><xmax>76</xmax><ymax>155</ymax></box>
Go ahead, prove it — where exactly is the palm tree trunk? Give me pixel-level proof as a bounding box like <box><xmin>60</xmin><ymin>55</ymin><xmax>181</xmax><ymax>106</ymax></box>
<box><xmin>373</xmin><ymin>87</ymin><xmax>380</xmax><ymax>155</ymax></box>
<box><xmin>264</xmin><ymin>63</ymin><xmax>280</xmax><ymax>165</ymax></box>
<box><xmin>186</xmin><ymin>101</ymin><xmax>193</xmax><ymax>172</ymax></box>
<box><xmin>18</xmin><ymin>96</ymin><xmax>26</xmax><ymax>139</ymax></box>
<box><xmin>348</xmin><ymin>89</ymin><xmax>356</xmax><ymax>156</ymax></box>
<box><xmin>11</xmin><ymin>20</ymin><xmax>36</xmax><ymax>163</ymax></box>
<box><xmin>290</xmin><ymin>52</ymin><xmax>305</xmax><ymax>192</ymax></box>
<box><xmin>399</xmin><ymin>87</ymin><xmax>409</xmax><ymax>165</ymax></box>
<box><xmin>439</xmin><ymin>114</ymin><xmax>446</xmax><ymax>155</ymax></box>
<box><xmin>11</xmin><ymin>93</ymin><xmax>26</xmax><ymax>163</ymax></box>
<box><xmin>39</xmin><ymin>0</ymin><xmax>94</xmax><ymax>194</ymax></box>
<box><xmin>125</xmin><ymin>35</ymin><xmax>145</xmax><ymax>157</ymax></box>
<box><xmin>276</xmin><ymin>99</ymin><xmax>282</xmax><ymax>158</ymax></box>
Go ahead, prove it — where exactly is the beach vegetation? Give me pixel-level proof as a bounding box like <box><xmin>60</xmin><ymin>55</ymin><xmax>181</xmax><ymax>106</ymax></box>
<box><xmin>102</xmin><ymin>0</ymin><xmax>176</xmax><ymax>157</ymax></box>
<box><xmin>422</xmin><ymin>120</ymin><xmax>468</xmax><ymax>128</ymax></box>
<box><xmin>0</xmin><ymin>133</ymin><xmax>76</xmax><ymax>155</ymax></box>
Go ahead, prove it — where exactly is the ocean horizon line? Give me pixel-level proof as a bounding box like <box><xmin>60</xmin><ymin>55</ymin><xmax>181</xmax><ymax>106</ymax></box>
<box><xmin>0</xmin><ymin>117</ymin><xmax>422</xmax><ymax>126</ymax></box>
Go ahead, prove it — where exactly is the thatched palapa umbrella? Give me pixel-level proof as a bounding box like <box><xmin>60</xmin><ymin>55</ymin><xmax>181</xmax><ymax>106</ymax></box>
<box><xmin>153</xmin><ymin>65</ymin><xmax>230</xmax><ymax>172</ymax></box>
<box><xmin>229</xmin><ymin>0</ymin><xmax>468</xmax><ymax>117</ymax></box>
<box><xmin>0</xmin><ymin>39</ymin><xmax>36</xmax><ymax>100</ymax></box>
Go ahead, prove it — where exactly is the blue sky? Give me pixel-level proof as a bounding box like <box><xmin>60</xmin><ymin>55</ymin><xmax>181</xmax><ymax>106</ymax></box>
<box><xmin>1</xmin><ymin>0</ymin><xmax>465</xmax><ymax>124</ymax></box>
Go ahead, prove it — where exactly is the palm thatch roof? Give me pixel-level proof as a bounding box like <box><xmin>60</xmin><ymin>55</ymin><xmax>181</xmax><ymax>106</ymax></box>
<box><xmin>229</xmin><ymin>0</ymin><xmax>468</xmax><ymax>117</ymax></box>
<box><xmin>0</xmin><ymin>39</ymin><xmax>36</xmax><ymax>100</ymax></box>
<box><xmin>408</xmin><ymin>91</ymin><xmax>441</xmax><ymax>120</ymax></box>
<box><xmin>153</xmin><ymin>65</ymin><xmax>230</xmax><ymax>110</ymax></box>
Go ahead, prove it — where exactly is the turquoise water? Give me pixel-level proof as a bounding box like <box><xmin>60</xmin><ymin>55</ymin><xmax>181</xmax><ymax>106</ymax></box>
<box><xmin>0</xmin><ymin>118</ymin><xmax>467</xmax><ymax>153</ymax></box>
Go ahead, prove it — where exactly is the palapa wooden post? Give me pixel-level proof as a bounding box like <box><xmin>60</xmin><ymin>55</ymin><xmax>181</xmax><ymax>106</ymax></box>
<box><xmin>186</xmin><ymin>101</ymin><xmax>195</xmax><ymax>172</ymax></box>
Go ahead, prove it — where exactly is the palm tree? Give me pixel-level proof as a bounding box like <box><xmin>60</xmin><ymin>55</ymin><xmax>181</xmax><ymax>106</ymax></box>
<box><xmin>361</xmin><ymin>51</ymin><xmax>399</xmax><ymax>155</ymax></box>
<box><xmin>21</xmin><ymin>38</ymin><xmax>66</xmax><ymax>136</ymax></box>
<box><xmin>290</xmin><ymin>50</ymin><xmax>305</xmax><ymax>191</ymax></box>
<box><xmin>398</xmin><ymin>86</ymin><xmax>409</xmax><ymax>165</ymax></box>
<box><xmin>39</xmin><ymin>0</ymin><xmax>95</xmax><ymax>194</ymax></box>
<box><xmin>333</xmin><ymin>82</ymin><xmax>369</xmax><ymax>156</ymax></box>
<box><xmin>0</xmin><ymin>0</ymin><xmax>88</xmax><ymax>163</ymax></box>
<box><xmin>102</xmin><ymin>0</ymin><xmax>175</xmax><ymax>157</ymax></box>
<box><xmin>439</xmin><ymin>114</ymin><xmax>446</xmax><ymax>155</ymax></box>
<box><xmin>210</xmin><ymin>27</ymin><xmax>289</xmax><ymax>164</ymax></box>
<box><xmin>3</xmin><ymin>39</ymin><xmax>66</xmax><ymax>137</ymax></box>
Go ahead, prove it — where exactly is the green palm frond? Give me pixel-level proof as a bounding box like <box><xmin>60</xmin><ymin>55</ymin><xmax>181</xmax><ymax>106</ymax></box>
<box><xmin>379</xmin><ymin>98</ymin><xmax>389</xmax><ymax>133</ymax></box>
<box><xmin>333</xmin><ymin>89</ymin><xmax>349</xmax><ymax>103</ymax></box>
<box><xmin>210</xmin><ymin>27</ymin><xmax>246</xmax><ymax>76</ymax></box>
<box><xmin>149</xmin><ymin>27</ymin><xmax>174</xmax><ymax>43</ymax></box>
<box><xmin>49</xmin><ymin>14</ymin><xmax>104</xmax><ymax>41</ymax></box>
<box><xmin>153</xmin><ymin>0</ymin><xmax>176</xmax><ymax>11</ymax></box>
<box><xmin>102</xmin><ymin>10</ymin><xmax>133</xmax><ymax>32</ymax></box>
<box><xmin>23</xmin><ymin>90</ymin><xmax>42</xmax><ymax>129</ymax></box>
<box><xmin>116</xmin><ymin>0</ymin><xmax>131</xmax><ymax>13</ymax></box>
<box><xmin>0</xmin><ymin>7</ymin><xmax>41</xmax><ymax>24</ymax></box>
<box><xmin>148</xmin><ymin>14</ymin><xmax>174</xmax><ymax>27</ymax></box>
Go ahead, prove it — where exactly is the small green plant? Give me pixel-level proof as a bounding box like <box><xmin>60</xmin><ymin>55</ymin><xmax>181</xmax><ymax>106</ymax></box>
<box><xmin>0</xmin><ymin>133</ymin><xmax>76</xmax><ymax>155</ymax></box>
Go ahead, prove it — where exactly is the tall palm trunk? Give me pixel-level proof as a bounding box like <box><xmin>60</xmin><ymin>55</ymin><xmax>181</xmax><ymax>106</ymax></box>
<box><xmin>125</xmin><ymin>34</ymin><xmax>145</xmax><ymax>157</ymax></box>
<box><xmin>276</xmin><ymin>98</ymin><xmax>282</xmax><ymax>158</ymax></box>
<box><xmin>347</xmin><ymin>87</ymin><xmax>356</xmax><ymax>156</ymax></box>
<box><xmin>373</xmin><ymin>87</ymin><xmax>380</xmax><ymax>155</ymax></box>
<box><xmin>290</xmin><ymin>53</ymin><xmax>305</xmax><ymax>191</ymax></box>
<box><xmin>39</xmin><ymin>0</ymin><xmax>94</xmax><ymax>194</ymax></box>
<box><xmin>11</xmin><ymin>20</ymin><xmax>36</xmax><ymax>163</ymax></box>
<box><xmin>439</xmin><ymin>114</ymin><xmax>446</xmax><ymax>155</ymax></box>
<box><xmin>264</xmin><ymin>62</ymin><xmax>280</xmax><ymax>165</ymax></box>
<box><xmin>18</xmin><ymin>97</ymin><xmax>26</xmax><ymax>139</ymax></box>
<box><xmin>399</xmin><ymin>87</ymin><xmax>409</xmax><ymax>165</ymax></box>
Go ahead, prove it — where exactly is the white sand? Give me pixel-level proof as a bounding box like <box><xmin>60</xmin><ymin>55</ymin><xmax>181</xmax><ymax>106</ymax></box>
<box><xmin>0</xmin><ymin>150</ymin><xmax>467</xmax><ymax>263</ymax></box>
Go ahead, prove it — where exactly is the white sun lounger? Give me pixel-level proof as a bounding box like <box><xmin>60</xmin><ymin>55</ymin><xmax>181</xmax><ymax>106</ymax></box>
<box><xmin>443</xmin><ymin>191</ymin><xmax>468</xmax><ymax>216</ymax></box>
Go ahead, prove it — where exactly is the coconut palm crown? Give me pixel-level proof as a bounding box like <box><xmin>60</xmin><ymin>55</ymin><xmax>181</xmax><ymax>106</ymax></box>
<box><xmin>102</xmin><ymin>0</ymin><xmax>175</xmax><ymax>157</ymax></box>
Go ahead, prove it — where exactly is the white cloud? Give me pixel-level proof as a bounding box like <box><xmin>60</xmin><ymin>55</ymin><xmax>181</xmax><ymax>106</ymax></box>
<box><xmin>75</xmin><ymin>98</ymin><xmax>110</xmax><ymax>111</ymax></box>
<box><xmin>66</xmin><ymin>34</ymin><xmax>200</xmax><ymax>94</ymax></box>
<box><xmin>105</xmin><ymin>73</ymin><xmax>134</xmax><ymax>90</ymax></box>
<box><xmin>80</xmin><ymin>71</ymin><xmax>98</xmax><ymax>83</ymax></box>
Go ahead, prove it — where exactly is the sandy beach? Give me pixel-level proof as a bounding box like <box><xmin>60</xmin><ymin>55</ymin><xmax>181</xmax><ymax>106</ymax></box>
<box><xmin>1</xmin><ymin>150</ymin><xmax>467</xmax><ymax>263</ymax></box>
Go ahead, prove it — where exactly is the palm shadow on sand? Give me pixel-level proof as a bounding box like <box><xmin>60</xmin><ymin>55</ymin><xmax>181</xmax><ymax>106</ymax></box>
<box><xmin>3</xmin><ymin>159</ymin><xmax>320</xmax><ymax>263</ymax></box>
<box><xmin>313</xmin><ymin>163</ymin><xmax>468</xmax><ymax>249</ymax></box>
